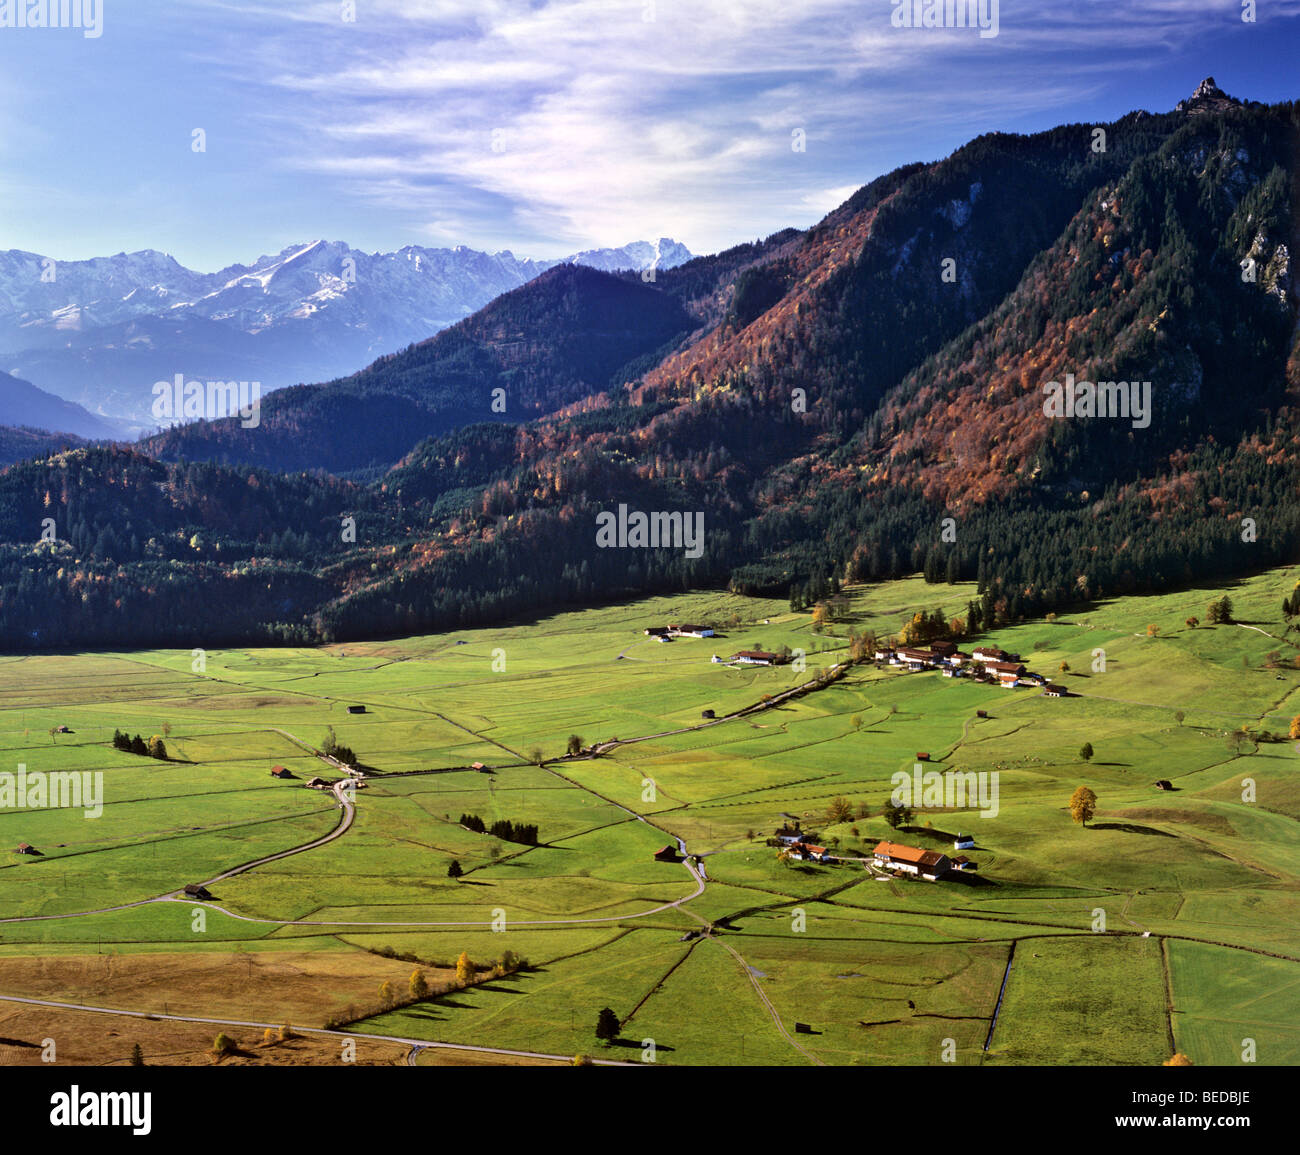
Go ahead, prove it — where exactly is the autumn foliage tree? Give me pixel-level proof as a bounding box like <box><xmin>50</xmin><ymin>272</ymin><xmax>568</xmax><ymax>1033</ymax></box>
<box><xmin>1206</xmin><ymin>596</ymin><xmax>1234</xmax><ymax>624</ymax></box>
<box><xmin>456</xmin><ymin>951</ymin><xmax>475</xmax><ymax>985</ymax></box>
<box><xmin>1069</xmin><ymin>786</ymin><xmax>1098</xmax><ymax>827</ymax></box>
<box><xmin>826</xmin><ymin>796</ymin><xmax>854</xmax><ymax>825</ymax></box>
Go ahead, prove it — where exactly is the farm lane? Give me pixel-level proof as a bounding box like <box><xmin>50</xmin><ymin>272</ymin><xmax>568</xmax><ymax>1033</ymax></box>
<box><xmin>0</xmin><ymin>994</ymin><xmax>640</xmax><ymax>1066</ymax></box>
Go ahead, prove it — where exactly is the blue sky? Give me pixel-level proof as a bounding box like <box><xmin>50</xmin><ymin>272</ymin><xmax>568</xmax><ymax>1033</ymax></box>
<box><xmin>1</xmin><ymin>0</ymin><xmax>1298</xmax><ymax>270</ymax></box>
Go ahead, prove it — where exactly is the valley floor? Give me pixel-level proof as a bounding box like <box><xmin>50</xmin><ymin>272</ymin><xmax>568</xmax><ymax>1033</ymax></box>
<box><xmin>1</xmin><ymin>572</ymin><xmax>1298</xmax><ymax>1066</ymax></box>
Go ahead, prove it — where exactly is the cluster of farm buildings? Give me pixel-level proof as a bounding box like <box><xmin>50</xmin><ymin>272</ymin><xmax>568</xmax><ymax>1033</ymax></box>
<box><xmin>877</xmin><ymin>641</ymin><xmax>1067</xmax><ymax>694</ymax></box>
<box><xmin>771</xmin><ymin>826</ymin><xmax>979</xmax><ymax>881</ymax></box>
<box><xmin>645</xmin><ymin>623</ymin><xmax>715</xmax><ymax>639</ymax></box>
<box><xmin>643</xmin><ymin>623</ymin><xmax>786</xmax><ymax>667</ymax></box>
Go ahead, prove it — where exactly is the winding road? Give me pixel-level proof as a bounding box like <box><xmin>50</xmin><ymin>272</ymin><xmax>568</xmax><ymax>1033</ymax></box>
<box><xmin>1</xmin><ymin>682</ymin><xmax>831</xmax><ymax>1063</ymax></box>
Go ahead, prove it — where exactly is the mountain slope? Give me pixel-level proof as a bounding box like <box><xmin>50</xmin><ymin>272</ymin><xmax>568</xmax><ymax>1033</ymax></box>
<box><xmin>141</xmin><ymin>262</ymin><xmax>707</xmax><ymax>473</ymax></box>
<box><xmin>2</xmin><ymin>81</ymin><xmax>1298</xmax><ymax>649</ymax></box>
<box><xmin>0</xmin><ymin>371</ymin><xmax>124</xmax><ymax>439</ymax></box>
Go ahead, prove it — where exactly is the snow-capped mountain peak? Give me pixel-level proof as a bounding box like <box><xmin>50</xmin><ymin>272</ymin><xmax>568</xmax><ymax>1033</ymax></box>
<box><xmin>0</xmin><ymin>236</ymin><xmax>693</xmax><ymax>429</ymax></box>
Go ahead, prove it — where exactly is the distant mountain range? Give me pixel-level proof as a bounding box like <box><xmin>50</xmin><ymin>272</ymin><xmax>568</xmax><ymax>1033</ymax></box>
<box><xmin>0</xmin><ymin>237</ymin><xmax>692</xmax><ymax>432</ymax></box>
<box><xmin>0</xmin><ymin>79</ymin><xmax>1297</xmax><ymax>651</ymax></box>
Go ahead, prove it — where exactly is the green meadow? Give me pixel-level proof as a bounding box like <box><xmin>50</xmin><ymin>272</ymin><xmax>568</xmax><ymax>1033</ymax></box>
<box><xmin>1</xmin><ymin>569</ymin><xmax>1298</xmax><ymax>1065</ymax></box>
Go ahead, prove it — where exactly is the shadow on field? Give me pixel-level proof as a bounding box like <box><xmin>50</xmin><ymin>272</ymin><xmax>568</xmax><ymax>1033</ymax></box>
<box><xmin>473</xmin><ymin>979</ymin><xmax>527</xmax><ymax>995</ymax></box>
<box><xmin>1089</xmin><ymin>822</ymin><xmax>1177</xmax><ymax>837</ymax></box>
<box><xmin>946</xmin><ymin>872</ymin><xmax>997</xmax><ymax>887</ymax></box>
<box><xmin>605</xmin><ymin>1037</ymin><xmax>676</xmax><ymax>1053</ymax></box>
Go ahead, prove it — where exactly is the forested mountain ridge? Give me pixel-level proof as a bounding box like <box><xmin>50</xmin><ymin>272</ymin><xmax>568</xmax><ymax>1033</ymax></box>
<box><xmin>2</xmin><ymin>81</ymin><xmax>1298</xmax><ymax>649</ymax></box>
<box><xmin>139</xmin><ymin>239</ymin><xmax>799</xmax><ymax>475</ymax></box>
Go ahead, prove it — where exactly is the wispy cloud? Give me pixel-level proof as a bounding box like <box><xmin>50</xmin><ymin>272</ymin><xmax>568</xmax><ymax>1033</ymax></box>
<box><xmin>4</xmin><ymin>0</ymin><xmax>1297</xmax><ymax>264</ymax></box>
<box><xmin>180</xmin><ymin>0</ymin><xmax>1295</xmax><ymax>253</ymax></box>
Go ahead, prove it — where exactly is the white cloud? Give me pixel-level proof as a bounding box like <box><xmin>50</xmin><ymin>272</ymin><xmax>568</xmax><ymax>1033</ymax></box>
<box><xmin>177</xmin><ymin>0</ymin><xmax>1300</xmax><ymax>254</ymax></box>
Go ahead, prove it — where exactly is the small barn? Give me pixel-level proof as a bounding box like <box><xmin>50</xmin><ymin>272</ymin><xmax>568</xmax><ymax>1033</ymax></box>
<box><xmin>954</xmin><ymin>833</ymin><xmax>975</xmax><ymax>850</ymax></box>
<box><xmin>15</xmin><ymin>842</ymin><xmax>39</xmax><ymax>856</ymax></box>
<box><xmin>184</xmin><ymin>884</ymin><xmax>213</xmax><ymax>900</ymax></box>
<box><xmin>653</xmin><ymin>845</ymin><xmax>679</xmax><ymax>862</ymax></box>
<box><xmin>346</xmin><ymin>705</ymin><xmax>367</xmax><ymax>715</ymax></box>
<box><xmin>270</xmin><ymin>766</ymin><xmax>293</xmax><ymax>779</ymax></box>
<box><xmin>1154</xmin><ymin>779</ymin><xmax>1174</xmax><ymax>791</ymax></box>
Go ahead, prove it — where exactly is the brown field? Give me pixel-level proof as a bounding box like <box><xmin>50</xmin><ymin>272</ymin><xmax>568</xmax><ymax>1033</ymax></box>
<box><xmin>0</xmin><ymin>1006</ymin><xmax>409</xmax><ymax>1066</ymax></box>
<box><xmin>0</xmin><ymin>951</ymin><xmax>457</xmax><ymax>1028</ymax></box>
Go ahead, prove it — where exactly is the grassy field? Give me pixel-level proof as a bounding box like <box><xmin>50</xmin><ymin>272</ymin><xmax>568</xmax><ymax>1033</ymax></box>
<box><xmin>1</xmin><ymin>569</ymin><xmax>1298</xmax><ymax>1065</ymax></box>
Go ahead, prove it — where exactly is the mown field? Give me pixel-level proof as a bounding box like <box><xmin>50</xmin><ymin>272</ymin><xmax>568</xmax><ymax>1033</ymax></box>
<box><xmin>0</xmin><ymin>570</ymin><xmax>1297</xmax><ymax>1065</ymax></box>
